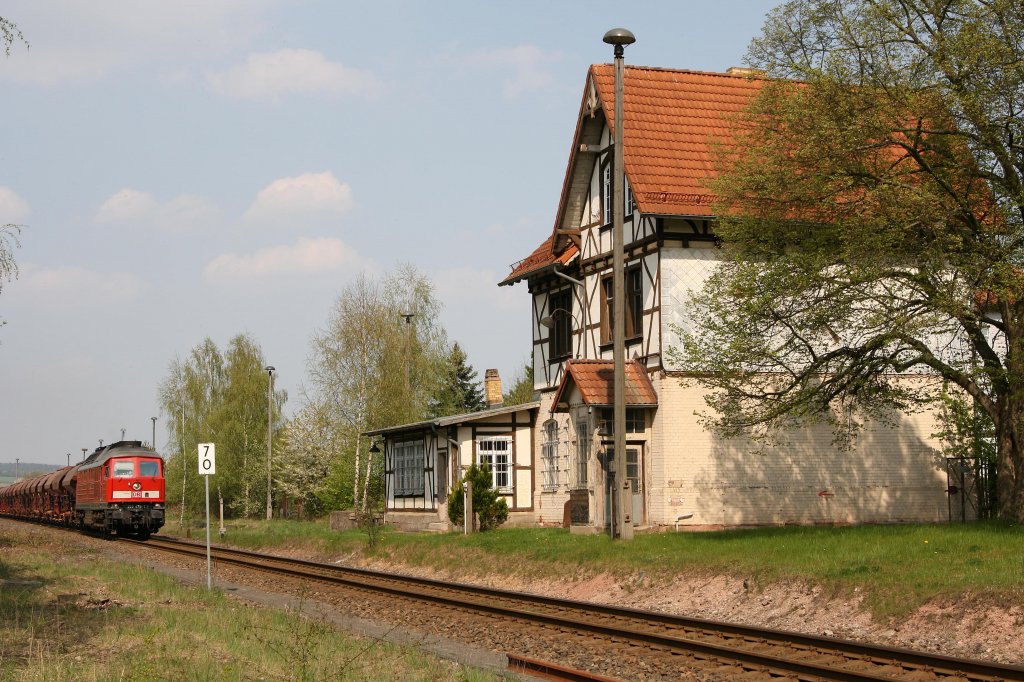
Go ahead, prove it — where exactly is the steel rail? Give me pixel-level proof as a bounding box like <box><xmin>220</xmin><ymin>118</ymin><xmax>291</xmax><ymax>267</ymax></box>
<box><xmin>506</xmin><ymin>654</ymin><xmax>623</xmax><ymax>682</ymax></box>
<box><xmin>125</xmin><ymin>535</ymin><xmax>1024</xmax><ymax>681</ymax></box>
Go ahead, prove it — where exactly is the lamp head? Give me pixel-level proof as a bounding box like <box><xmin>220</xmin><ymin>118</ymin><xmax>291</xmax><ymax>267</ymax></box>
<box><xmin>602</xmin><ymin>28</ymin><xmax>636</xmax><ymax>46</ymax></box>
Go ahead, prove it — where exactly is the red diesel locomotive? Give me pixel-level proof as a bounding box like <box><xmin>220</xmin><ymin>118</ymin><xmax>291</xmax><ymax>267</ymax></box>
<box><xmin>0</xmin><ymin>441</ymin><xmax>165</xmax><ymax>537</ymax></box>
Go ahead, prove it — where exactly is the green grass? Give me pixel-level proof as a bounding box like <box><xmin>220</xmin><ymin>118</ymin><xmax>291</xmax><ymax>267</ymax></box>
<box><xmin>166</xmin><ymin>516</ymin><xmax>1024</xmax><ymax>620</ymax></box>
<box><xmin>0</xmin><ymin>527</ymin><xmax>504</xmax><ymax>681</ymax></box>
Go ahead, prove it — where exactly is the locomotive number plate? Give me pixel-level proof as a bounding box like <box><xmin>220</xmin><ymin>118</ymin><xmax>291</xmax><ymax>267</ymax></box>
<box><xmin>112</xmin><ymin>491</ymin><xmax>159</xmax><ymax>499</ymax></box>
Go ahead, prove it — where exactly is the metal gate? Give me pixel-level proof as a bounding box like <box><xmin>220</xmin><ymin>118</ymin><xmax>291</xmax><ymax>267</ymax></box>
<box><xmin>945</xmin><ymin>457</ymin><xmax>996</xmax><ymax>522</ymax></box>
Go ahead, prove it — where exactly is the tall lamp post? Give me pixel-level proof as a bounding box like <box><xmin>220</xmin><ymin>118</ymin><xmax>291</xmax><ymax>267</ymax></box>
<box><xmin>15</xmin><ymin>458</ymin><xmax>19</xmax><ymax>480</ymax></box>
<box><xmin>66</xmin><ymin>453</ymin><xmax>70</xmax><ymax>467</ymax></box>
<box><xmin>151</xmin><ymin>416</ymin><xmax>157</xmax><ymax>451</ymax></box>
<box><xmin>265</xmin><ymin>365</ymin><xmax>276</xmax><ymax>521</ymax></box>
<box><xmin>81</xmin><ymin>448</ymin><xmax>87</xmax><ymax>461</ymax></box>
<box><xmin>603</xmin><ymin>27</ymin><xmax>635</xmax><ymax>541</ymax></box>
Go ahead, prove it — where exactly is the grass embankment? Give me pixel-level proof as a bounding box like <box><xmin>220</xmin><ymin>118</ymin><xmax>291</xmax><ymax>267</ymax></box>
<box><xmin>170</xmin><ymin>517</ymin><xmax>1024</xmax><ymax>620</ymax></box>
<box><xmin>0</xmin><ymin>527</ymin><xmax>501</xmax><ymax>682</ymax></box>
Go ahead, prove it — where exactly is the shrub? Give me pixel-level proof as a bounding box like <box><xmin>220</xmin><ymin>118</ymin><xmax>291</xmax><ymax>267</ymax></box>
<box><xmin>447</xmin><ymin>464</ymin><xmax>509</xmax><ymax>531</ymax></box>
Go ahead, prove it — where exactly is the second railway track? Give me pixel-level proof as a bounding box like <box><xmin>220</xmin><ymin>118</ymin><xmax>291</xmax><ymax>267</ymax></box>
<box><xmin>124</xmin><ymin>535</ymin><xmax>1024</xmax><ymax>682</ymax></box>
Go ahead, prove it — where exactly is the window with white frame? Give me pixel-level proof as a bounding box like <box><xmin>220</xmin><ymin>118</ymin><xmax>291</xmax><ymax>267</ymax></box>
<box><xmin>573</xmin><ymin>419</ymin><xmax>590</xmax><ymax>489</ymax></box>
<box><xmin>477</xmin><ymin>436</ymin><xmax>512</xmax><ymax>492</ymax></box>
<box><xmin>542</xmin><ymin>421</ymin><xmax>560</xmax><ymax>490</ymax></box>
<box><xmin>392</xmin><ymin>439</ymin><xmax>425</xmax><ymax>496</ymax></box>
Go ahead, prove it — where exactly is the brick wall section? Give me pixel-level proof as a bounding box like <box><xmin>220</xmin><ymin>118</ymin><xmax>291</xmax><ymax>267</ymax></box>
<box><xmin>533</xmin><ymin>390</ymin><xmax>574</xmax><ymax>527</ymax></box>
<box><xmin>650</xmin><ymin>375</ymin><xmax>950</xmax><ymax>527</ymax></box>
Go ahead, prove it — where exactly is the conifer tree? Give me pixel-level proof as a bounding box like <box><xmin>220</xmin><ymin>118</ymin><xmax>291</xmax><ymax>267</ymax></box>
<box><xmin>430</xmin><ymin>342</ymin><xmax>485</xmax><ymax>417</ymax></box>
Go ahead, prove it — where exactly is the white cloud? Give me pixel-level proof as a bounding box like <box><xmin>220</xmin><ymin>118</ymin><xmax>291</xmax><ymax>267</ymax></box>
<box><xmin>243</xmin><ymin>171</ymin><xmax>354</xmax><ymax>225</ymax></box>
<box><xmin>206</xmin><ymin>49</ymin><xmax>379</xmax><ymax>99</ymax></box>
<box><xmin>95</xmin><ymin>189</ymin><xmax>221</xmax><ymax>231</ymax></box>
<box><xmin>16</xmin><ymin>264</ymin><xmax>148</xmax><ymax>305</ymax></box>
<box><xmin>0</xmin><ymin>187</ymin><xmax>31</xmax><ymax>223</ymax></box>
<box><xmin>473</xmin><ymin>45</ymin><xmax>562</xmax><ymax>98</ymax></box>
<box><xmin>204</xmin><ymin>237</ymin><xmax>361</xmax><ymax>282</ymax></box>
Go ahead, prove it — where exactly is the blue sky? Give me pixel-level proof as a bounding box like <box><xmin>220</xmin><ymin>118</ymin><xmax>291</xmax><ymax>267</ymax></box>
<box><xmin>0</xmin><ymin>1</ymin><xmax>780</xmax><ymax>465</ymax></box>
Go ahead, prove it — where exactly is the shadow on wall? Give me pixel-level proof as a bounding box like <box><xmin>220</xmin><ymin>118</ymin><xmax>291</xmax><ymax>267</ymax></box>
<box><xmin>693</xmin><ymin>413</ymin><xmax>949</xmax><ymax>527</ymax></box>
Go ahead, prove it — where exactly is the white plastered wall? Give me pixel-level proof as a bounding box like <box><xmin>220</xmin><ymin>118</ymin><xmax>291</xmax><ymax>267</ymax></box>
<box><xmin>650</xmin><ymin>374</ymin><xmax>950</xmax><ymax>527</ymax></box>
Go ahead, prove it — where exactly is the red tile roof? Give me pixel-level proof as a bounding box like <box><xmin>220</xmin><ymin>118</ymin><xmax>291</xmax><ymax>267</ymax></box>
<box><xmin>501</xmin><ymin>65</ymin><xmax>764</xmax><ymax>286</ymax></box>
<box><xmin>550</xmin><ymin>359</ymin><xmax>658</xmax><ymax>411</ymax></box>
<box><xmin>499</xmin><ymin>235</ymin><xmax>578</xmax><ymax>286</ymax></box>
<box><xmin>591</xmin><ymin>64</ymin><xmax>764</xmax><ymax>217</ymax></box>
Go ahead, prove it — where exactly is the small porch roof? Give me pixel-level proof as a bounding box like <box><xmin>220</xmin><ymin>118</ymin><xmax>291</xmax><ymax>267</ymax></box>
<box><xmin>550</xmin><ymin>359</ymin><xmax>658</xmax><ymax>412</ymax></box>
<box><xmin>362</xmin><ymin>400</ymin><xmax>541</xmax><ymax>438</ymax></box>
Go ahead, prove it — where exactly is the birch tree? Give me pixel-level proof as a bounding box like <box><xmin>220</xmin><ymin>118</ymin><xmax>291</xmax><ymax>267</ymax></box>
<box><xmin>306</xmin><ymin>264</ymin><xmax>447</xmax><ymax>511</ymax></box>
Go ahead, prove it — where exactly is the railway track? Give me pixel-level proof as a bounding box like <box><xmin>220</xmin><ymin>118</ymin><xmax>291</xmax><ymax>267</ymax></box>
<box><xmin>125</xmin><ymin>535</ymin><xmax>1024</xmax><ymax>681</ymax></box>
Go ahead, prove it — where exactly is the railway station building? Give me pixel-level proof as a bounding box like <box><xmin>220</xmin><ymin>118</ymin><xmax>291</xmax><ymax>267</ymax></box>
<box><xmin>371</xmin><ymin>63</ymin><xmax>955</xmax><ymax>532</ymax></box>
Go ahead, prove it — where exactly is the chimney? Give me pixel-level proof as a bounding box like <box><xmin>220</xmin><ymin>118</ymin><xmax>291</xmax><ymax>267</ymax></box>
<box><xmin>484</xmin><ymin>369</ymin><xmax>503</xmax><ymax>407</ymax></box>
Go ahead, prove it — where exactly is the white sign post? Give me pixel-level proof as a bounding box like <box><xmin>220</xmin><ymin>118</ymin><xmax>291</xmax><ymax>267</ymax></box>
<box><xmin>198</xmin><ymin>443</ymin><xmax>216</xmax><ymax>590</ymax></box>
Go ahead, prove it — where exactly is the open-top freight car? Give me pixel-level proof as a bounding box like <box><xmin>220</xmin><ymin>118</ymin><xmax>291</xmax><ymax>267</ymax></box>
<box><xmin>0</xmin><ymin>441</ymin><xmax>165</xmax><ymax>537</ymax></box>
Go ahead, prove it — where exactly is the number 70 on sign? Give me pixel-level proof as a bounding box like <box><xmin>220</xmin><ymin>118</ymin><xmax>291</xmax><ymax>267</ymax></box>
<box><xmin>198</xmin><ymin>443</ymin><xmax>216</xmax><ymax>476</ymax></box>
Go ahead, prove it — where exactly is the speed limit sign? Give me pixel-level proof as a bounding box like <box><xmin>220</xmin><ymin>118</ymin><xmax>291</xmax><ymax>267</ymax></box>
<box><xmin>198</xmin><ymin>443</ymin><xmax>216</xmax><ymax>476</ymax></box>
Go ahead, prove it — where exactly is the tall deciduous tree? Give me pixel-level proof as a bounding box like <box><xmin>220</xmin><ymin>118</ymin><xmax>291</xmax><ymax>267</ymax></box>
<box><xmin>0</xmin><ymin>224</ymin><xmax>19</xmax><ymax>331</ymax></box>
<box><xmin>158</xmin><ymin>334</ymin><xmax>286</xmax><ymax>520</ymax></box>
<box><xmin>306</xmin><ymin>264</ymin><xmax>447</xmax><ymax>511</ymax></box>
<box><xmin>1</xmin><ymin>17</ymin><xmax>27</xmax><ymax>55</ymax></box>
<box><xmin>277</xmin><ymin>400</ymin><xmax>339</xmax><ymax>516</ymax></box>
<box><xmin>676</xmin><ymin>0</ymin><xmax>1024</xmax><ymax>520</ymax></box>
<box><xmin>1</xmin><ymin>18</ymin><xmax>26</xmax><ymax>336</ymax></box>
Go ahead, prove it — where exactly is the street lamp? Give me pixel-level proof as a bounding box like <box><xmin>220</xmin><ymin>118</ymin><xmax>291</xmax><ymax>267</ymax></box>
<box><xmin>15</xmin><ymin>458</ymin><xmax>19</xmax><ymax>479</ymax></box>
<box><xmin>151</xmin><ymin>416</ymin><xmax>157</xmax><ymax>451</ymax></box>
<box><xmin>603</xmin><ymin>27</ymin><xmax>635</xmax><ymax>541</ymax></box>
<box><xmin>66</xmin><ymin>453</ymin><xmax>70</xmax><ymax>467</ymax></box>
<box><xmin>81</xmin><ymin>448</ymin><xmax>87</xmax><ymax>461</ymax></box>
<box><xmin>538</xmin><ymin>307</ymin><xmax>578</xmax><ymax>329</ymax></box>
<box><xmin>265</xmin><ymin>365</ymin><xmax>276</xmax><ymax>521</ymax></box>
<box><xmin>121</xmin><ymin>428</ymin><xmax>126</xmax><ymax>441</ymax></box>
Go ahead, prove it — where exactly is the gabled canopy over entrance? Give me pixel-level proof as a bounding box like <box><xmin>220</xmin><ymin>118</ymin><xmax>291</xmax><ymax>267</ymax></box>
<box><xmin>549</xmin><ymin>359</ymin><xmax>658</xmax><ymax>412</ymax></box>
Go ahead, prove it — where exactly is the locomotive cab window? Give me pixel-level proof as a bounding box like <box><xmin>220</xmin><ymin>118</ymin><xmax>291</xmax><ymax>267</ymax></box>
<box><xmin>112</xmin><ymin>461</ymin><xmax>134</xmax><ymax>477</ymax></box>
<box><xmin>139</xmin><ymin>460</ymin><xmax>160</xmax><ymax>477</ymax></box>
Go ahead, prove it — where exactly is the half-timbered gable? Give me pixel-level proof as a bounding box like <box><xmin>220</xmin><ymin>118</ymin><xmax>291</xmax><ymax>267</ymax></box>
<box><xmin>501</xmin><ymin>64</ymin><xmax>951</xmax><ymax>532</ymax></box>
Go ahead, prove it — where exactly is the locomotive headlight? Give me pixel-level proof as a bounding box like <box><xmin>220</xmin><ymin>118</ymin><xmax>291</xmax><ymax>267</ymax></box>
<box><xmin>132</xmin><ymin>482</ymin><xmax>142</xmax><ymax>491</ymax></box>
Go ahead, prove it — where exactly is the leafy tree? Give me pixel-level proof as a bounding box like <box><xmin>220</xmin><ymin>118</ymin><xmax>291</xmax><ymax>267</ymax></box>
<box><xmin>934</xmin><ymin>389</ymin><xmax>997</xmax><ymax>465</ymax></box>
<box><xmin>1</xmin><ymin>17</ymin><xmax>27</xmax><ymax>56</ymax></box>
<box><xmin>1</xmin><ymin>19</ymin><xmax>27</xmax><ymax>332</ymax></box>
<box><xmin>430</xmin><ymin>342</ymin><xmax>485</xmax><ymax>417</ymax></box>
<box><xmin>675</xmin><ymin>0</ymin><xmax>1024</xmax><ymax>520</ymax></box>
<box><xmin>277</xmin><ymin>401</ymin><xmax>340</xmax><ymax>516</ymax></box>
<box><xmin>0</xmin><ymin>225</ymin><xmax>20</xmax><ymax>331</ymax></box>
<box><xmin>306</xmin><ymin>264</ymin><xmax>448</xmax><ymax>511</ymax></box>
<box><xmin>503</xmin><ymin>360</ymin><xmax>536</xmax><ymax>406</ymax></box>
<box><xmin>447</xmin><ymin>464</ymin><xmax>509</xmax><ymax>531</ymax></box>
<box><xmin>158</xmin><ymin>335</ymin><xmax>286</xmax><ymax>521</ymax></box>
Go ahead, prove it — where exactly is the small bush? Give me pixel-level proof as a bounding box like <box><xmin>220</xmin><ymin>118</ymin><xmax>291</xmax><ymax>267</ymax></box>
<box><xmin>447</xmin><ymin>465</ymin><xmax>509</xmax><ymax>531</ymax></box>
